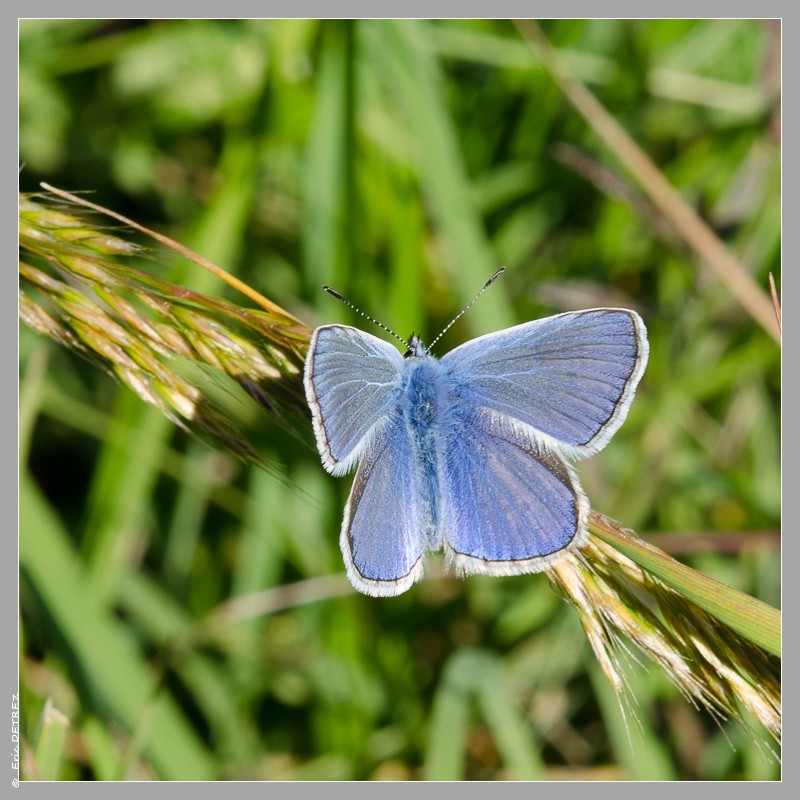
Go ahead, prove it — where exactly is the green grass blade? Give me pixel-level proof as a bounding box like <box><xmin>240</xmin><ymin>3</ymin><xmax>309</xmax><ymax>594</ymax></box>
<box><xmin>590</xmin><ymin>663</ymin><xmax>678</xmax><ymax>780</ymax></box>
<box><xmin>20</xmin><ymin>473</ymin><xmax>214</xmax><ymax>779</ymax></box>
<box><xmin>426</xmin><ymin>648</ymin><xmax>545</xmax><ymax>779</ymax></box>
<box><xmin>302</xmin><ymin>20</ymin><xmax>353</xmax><ymax>296</ymax></box>
<box><xmin>424</xmin><ymin>651</ymin><xmax>473</xmax><ymax>779</ymax></box>
<box><xmin>373</xmin><ymin>19</ymin><xmax>514</xmax><ymax>334</ymax></box>
<box><xmin>475</xmin><ymin>655</ymin><xmax>545</xmax><ymax>780</ymax></box>
<box><xmin>590</xmin><ymin>515</ymin><xmax>781</xmax><ymax>656</ymax></box>
<box><xmin>80</xmin><ymin>715</ymin><xmax>123</xmax><ymax>781</ymax></box>
<box><xmin>81</xmin><ymin>396</ymin><xmax>171</xmax><ymax>600</ymax></box>
<box><xmin>32</xmin><ymin>699</ymin><xmax>70</xmax><ymax>780</ymax></box>
<box><xmin>118</xmin><ymin>569</ymin><xmax>262</xmax><ymax>766</ymax></box>
<box><xmin>231</xmin><ymin>466</ymin><xmax>286</xmax><ymax>597</ymax></box>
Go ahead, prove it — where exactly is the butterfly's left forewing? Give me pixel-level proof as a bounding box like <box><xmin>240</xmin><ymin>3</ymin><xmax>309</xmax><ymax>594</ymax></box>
<box><xmin>304</xmin><ymin>325</ymin><xmax>405</xmax><ymax>475</ymax></box>
<box><xmin>440</xmin><ymin>408</ymin><xmax>588</xmax><ymax>576</ymax></box>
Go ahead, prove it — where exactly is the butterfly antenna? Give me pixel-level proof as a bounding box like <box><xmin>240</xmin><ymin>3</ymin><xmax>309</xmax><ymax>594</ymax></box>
<box><xmin>322</xmin><ymin>285</ymin><xmax>410</xmax><ymax>349</ymax></box>
<box><xmin>426</xmin><ymin>267</ymin><xmax>506</xmax><ymax>352</ymax></box>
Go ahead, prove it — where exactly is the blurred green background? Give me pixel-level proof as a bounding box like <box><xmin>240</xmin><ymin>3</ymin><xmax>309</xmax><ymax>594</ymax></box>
<box><xmin>19</xmin><ymin>19</ymin><xmax>780</xmax><ymax>780</ymax></box>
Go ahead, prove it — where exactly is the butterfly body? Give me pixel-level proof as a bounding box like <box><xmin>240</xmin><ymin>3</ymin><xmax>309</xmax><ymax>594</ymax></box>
<box><xmin>398</xmin><ymin>354</ymin><xmax>449</xmax><ymax>551</ymax></box>
<box><xmin>304</xmin><ymin>308</ymin><xmax>648</xmax><ymax>597</ymax></box>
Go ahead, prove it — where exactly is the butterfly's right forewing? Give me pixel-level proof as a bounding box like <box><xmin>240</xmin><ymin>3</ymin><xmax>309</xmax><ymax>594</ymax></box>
<box><xmin>441</xmin><ymin>309</ymin><xmax>648</xmax><ymax>459</ymax></box>
<box><xmin>304</xmin><ymin>325</ymin><xmax>405</xmax><ymax>475</ymax></box>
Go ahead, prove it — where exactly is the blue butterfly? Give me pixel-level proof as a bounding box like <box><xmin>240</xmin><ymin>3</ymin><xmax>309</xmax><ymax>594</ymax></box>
<box><xmin>304</xmin><ymin>272</ymin><xmax>648</xmax><ymax>597</ymax></box>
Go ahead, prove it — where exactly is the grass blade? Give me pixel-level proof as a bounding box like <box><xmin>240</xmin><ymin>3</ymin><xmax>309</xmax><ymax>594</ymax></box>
<box><xmin>513</xmin><ymin>19</ymin><xmax>779</xmax><ymax>342</ymax></box>
<box><xmin>589</xmin><ymin>513</ymin><xmax>780</xmax><ymax>656</ymax></box>
<box><xmin>20</xmin><ymin>474</ymin><xmax>214</xmax><ymax>780</ymax></box>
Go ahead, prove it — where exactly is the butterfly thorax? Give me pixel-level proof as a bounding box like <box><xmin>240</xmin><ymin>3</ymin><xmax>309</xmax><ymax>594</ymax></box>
<box><xmin>403</xmin><ymin>356</ymin><xmax>447</xmax><ymax>429</ymax></box>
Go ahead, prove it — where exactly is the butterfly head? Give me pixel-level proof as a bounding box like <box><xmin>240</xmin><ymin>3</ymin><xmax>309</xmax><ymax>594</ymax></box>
<box><xmin>404</xmin><ymin>334</ymin><xmax>428</xmax><ymax>359</ymax></box>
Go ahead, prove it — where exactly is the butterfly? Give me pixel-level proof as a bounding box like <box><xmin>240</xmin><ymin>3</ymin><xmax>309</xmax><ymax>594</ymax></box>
<box><xmin>304</xmin><ymin>271</ymin><xmax>649</xmax><ymax>597</ymax></box>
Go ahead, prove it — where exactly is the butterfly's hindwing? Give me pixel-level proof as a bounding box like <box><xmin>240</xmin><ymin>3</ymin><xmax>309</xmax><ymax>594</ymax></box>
<box><xmin>340</xmin><ymin>414</ymin><xmax>427</xmax><ymax>597</ymax></box>
<box><xmin>440</xmin><ymin>407</ymin><xmax>588</xmax><ymax>576</ymax></box>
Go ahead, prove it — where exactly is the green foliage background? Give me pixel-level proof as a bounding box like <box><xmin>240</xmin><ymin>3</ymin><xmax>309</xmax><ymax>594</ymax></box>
<box><xmin>19</xmin><ymin>19</ymin><xmax>780</xmax><ymax>780</ymax></box>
